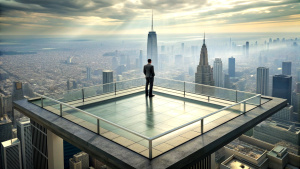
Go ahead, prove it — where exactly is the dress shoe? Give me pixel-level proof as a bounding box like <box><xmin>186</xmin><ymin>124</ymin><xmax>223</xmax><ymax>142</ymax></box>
<box><xmin>149</xmin><ymin>95</ymin><xmax>155</xmax><ymax>97</ymax></box>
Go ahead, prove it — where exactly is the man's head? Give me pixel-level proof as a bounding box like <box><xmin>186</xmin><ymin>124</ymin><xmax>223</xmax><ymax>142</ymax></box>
<box><xmin>148</xmin><ymin>59</ymin><xmax>152</xmax><ymax>64</ymax></box>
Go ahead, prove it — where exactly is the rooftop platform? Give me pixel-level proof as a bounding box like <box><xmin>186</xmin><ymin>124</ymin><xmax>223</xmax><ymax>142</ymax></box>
<box><xmin>13</xmin><ymin>78</ymin><xmax>287</xmax><ymax>168</ymax></box>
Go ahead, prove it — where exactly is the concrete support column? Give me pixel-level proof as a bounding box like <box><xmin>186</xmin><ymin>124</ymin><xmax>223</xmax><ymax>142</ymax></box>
<box><xmin>47</xmin><ymin>130</ymin><xmax>64</xmax><ymax>169</ymax></box>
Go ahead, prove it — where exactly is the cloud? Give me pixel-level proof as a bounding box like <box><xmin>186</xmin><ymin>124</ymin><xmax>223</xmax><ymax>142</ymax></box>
<box><xmin>0</xmin><ymin>0</ymin><xmax>299</xmax><ymax>35</ymax></box>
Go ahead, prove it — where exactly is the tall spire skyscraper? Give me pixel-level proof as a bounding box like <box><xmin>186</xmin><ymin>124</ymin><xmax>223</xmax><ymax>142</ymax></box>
<box><xmin>195</xmin><ymin>33</ymin><xmax>214</xmax><ymax>90</ymax></box>
<box><xmin>147</xmin><ymin>10</ymin><xmax>158</xmax><ymax>68</ymax></box>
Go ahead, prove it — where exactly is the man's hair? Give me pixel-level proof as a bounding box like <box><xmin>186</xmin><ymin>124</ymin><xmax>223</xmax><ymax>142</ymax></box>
<box><xmin>148</xmin><ymin>59</ymin><xmax>151</xmax><ymax>63</ymax></box>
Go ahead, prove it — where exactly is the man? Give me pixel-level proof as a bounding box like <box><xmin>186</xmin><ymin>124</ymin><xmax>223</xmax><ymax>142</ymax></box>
<box><xmin>143</xmin><ymin>59</ymin><xmax>155</xmax><ymax>97</ymax></box>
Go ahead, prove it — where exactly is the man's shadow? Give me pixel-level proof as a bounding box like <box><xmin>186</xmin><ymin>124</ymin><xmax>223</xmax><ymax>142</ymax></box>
<box><xmin>145</xmin><ymin>97</ymin><xmax>154</xmax><ymax>128</ymax></box>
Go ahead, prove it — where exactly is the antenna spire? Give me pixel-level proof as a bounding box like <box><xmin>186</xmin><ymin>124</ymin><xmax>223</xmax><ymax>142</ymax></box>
<box><xmin>151</xmin><ymin>9</ymin><xmax>153</xmax><ymax>31</ymax></box>
<box><xmin>203</xmin><ymin>32</ymin><xmax>205</xmax><ymax>44</ymax></box>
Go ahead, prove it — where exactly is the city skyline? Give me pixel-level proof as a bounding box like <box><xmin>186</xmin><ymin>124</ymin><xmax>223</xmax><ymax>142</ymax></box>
<box><xmin>0</xmin><ymin>0</ymin><xmax>300</xmax><ymax>35</ymax></box>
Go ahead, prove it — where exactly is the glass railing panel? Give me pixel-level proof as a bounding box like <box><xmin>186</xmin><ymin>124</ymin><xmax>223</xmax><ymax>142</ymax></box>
<box><xmin>155</xmin><ymin>78</ymin><xmax>184</xmax><ymax>91</ymax></box>
<box><xmin>84</xmin><ymin>85</ymin><xmax>104</xmax><ymax>98</ymax></box>
<box><xmin>62</xmin><ymin>105</ymin><xmax>97</xmax><ymax>133</ymax></box>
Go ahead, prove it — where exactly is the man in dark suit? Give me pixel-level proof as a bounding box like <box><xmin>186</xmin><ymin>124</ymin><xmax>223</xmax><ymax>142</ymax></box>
<box><xmin>143</xmin><ymin>59</ymin><xmax>155</xmax><ymax>97</ymax></box>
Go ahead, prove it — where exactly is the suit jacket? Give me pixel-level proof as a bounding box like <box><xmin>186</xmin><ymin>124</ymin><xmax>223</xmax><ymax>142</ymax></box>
<box><xmin>143</xmin><ymin>64</ymin><xmax>155</xmax><ymax>78</ymax></box>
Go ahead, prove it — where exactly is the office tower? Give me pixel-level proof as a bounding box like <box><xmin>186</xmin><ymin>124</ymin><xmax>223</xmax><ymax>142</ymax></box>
<box><xmin>256</xmin><ymin>67</ymin><xmax>269</xmax><ymax>95</ymax></box>
<box><xmin>245</xmin><ymin>41</ymin><xmax>249</xmax><ymax>57</ymax></box>
<box><xmin>31</xmin><ymin>119</ymin><xmax>48</xmax><ymax>169</ymax></box>
<box><xmin>69</xmin><ymin>158</ymin><xmax>82</xmax><ymax>169</ymax></box>
<box><xmin>175</xmin><ymin>55</ymin><xmax>183</xmax><ymax>67</ymax></box>
<box><xmin>112</xmin><ymin>57</ymin><xmax>118</xmax><ymax>69</ymax></box>
<box><xmin>86</xmin><ymin>67</ymin><xmax>91</xmax><ymax>80</ymax></box>
<box><xmin>213</xmin><ymin>58</ymin><xmax>223</xmax><ymax>87</ymax></box>
<box><xmin>181</xmin><ymin>43</ymin><xmax>184</xmax><ymax>54</ymax></box>
<box><xmin>253</xmin><ymin>121</ymin><xmax>300</xmax><ymax>146</ymax></box>
<box><xmin>17</xmin><ymin>117</ymin><xmax>33</xmax><ymax>169</ymax></box>
<box><xmin>297</xmin><ymin>68</ymin><xmax>300</xmax><ymax>82</ymax></box>
<box><xmin>67</xmin><ymin>80</ymin><xmax>71</xmax><ymax>90</ymax></box>
<box><xmin>126</xmin><ymin>56</ymin><xmax>131</xmax><ymax>70</ymax></box>
<box><xmin>64</xmin><ymin>140</ymin><xmax>81</xmax><ymax>169</ymax></box>
<box><xmin>72</xmin><ymin>81</ymin><xmax>77</xmax><ymax>89</ymax></box>
<box><xmin>282</xmin><ymin>62</ymin><xmax>292</xmax><ymax>75</ymax></box>
<box><xmin>228</xmin><ymin>57</ymin><xmax>235</xmax><ymax>77</ymax></box>
<box><xmin>195</xmin><ymin>33</ymin><xmax>214</xmax><ymax>87</ymax></box>
<box><xmin>0</xmin><ymin>116</ymin><xmax>12</xmax><ymax>169</ymax></box>
<box><xmin>1</xmin><ymin>138</ymin><xmax>22</xmax><ymax>169</ymax></box>
<box><xmin>70</xmin><ymin>152</ymin><xmax>89</xmax><ymax>169</ymax></box>
<box><xmin>224</xmin><ymin>74</ymin><xmax>230</xmax><ymax>89</ymax></box>
<box><xmin>103</xmin><ymin>70</ymin><xmax>113</xmax><ymax>93</ymax></box>
<box><xmin>139</xmin><ymin>50</ymin><xmax>143</xmax><ymax>70</ymax></box>
<box><xmin>272</xmin><ymin>105</ymin><xmax>293</xmax><ymax>121</ymax></box>
<box><xmin>12</xmin><ymin>82</ymin><xmax>24</xmax><ymax>101</ymax></box>
<box><xmin>22</xmin><ymin>83</ymin><xmax>34</xmax><ymax>98</ymax></box>
<box><xmin>272</xmin><ymin>75</ymin><xmax>292</xmax><ymax>104</ymax></box>
<box><xmin>147</xmin><ymin>10</ymin><xmax>158</xmax><ymax>68</ymax></box>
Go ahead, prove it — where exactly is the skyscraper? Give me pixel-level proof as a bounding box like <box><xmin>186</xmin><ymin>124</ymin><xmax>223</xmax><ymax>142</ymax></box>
<box><xmin>147</xmin><ymin>10</ymin><xmax>158</xmax><ymax>68</ymax></box>
<box><xmin>103</xmin><ymin>70</ymin><xmax>113</xmax><ymax>93</ymax></box>
<box><xmin>213</xmin><ymin>58</ymin><xmax>223</xmax><ymax>87</ymax></box>
<box><xmin>0</xmin><ymin>116</ymin><xmax>12</xmax><ymax>169</ymax></box>
<box><xmin>256</xmin><ymin>67</ymin><xmax>269</xmax><ymax>95</ymax></box>
<box><xmin>282</xmin><ymin>62</ymin><xmax>292</xmax><ymax>75</ymax></box>
<box><xmin>228</xmin><ymin>57</ymin><xmax>235</xmax><ymax>77</ymax></box>
<box><xmin>12</xmin><ymin>82</ymin><xmax>24</xmax><ymax>101</ymax></box>
<box><xmin>86</xmin><ymin>67</ymin><xmax>91</xmax><ymax>80</ymax></box>
<box><xmin>195</xmin><ymin>33</ymin><xmax>214</xmax><ymax>87</ymax></box>
<box><xmin>245</xmin><ymin>41</ymin><xmax>249</xmax><ymax>57</ymax></box>
<box><xmin>17</xmin><ymin>117</ymin><xmax>33</xmax><ymax>169</ymax></box>
<box><xmin>1</xmin><ymin>138</ymin><xmax>22</xmax><ymax>169</ymax></box>
<box><xmin>224</xmin><ymin>74</ymin><xmax>230</xmax><ymax>89</ymax></box>
<box><xmin>272</xmin><ymin>75</ymin><xmax>292</xmax><ymax>104</ymax></box>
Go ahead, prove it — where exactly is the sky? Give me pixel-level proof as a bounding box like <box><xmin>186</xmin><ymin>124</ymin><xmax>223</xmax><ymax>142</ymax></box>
<box><xmin>0</xmin><ymin>0</ymin><xmax>300</xmax><ymax>35</ymax></box>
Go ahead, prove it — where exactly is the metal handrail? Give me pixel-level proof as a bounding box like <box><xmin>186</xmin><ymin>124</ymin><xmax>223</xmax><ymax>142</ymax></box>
<box><xmin>34</xmin><ymin>92</ymin><xmax>149</xmax><ymax>140</ymax></box>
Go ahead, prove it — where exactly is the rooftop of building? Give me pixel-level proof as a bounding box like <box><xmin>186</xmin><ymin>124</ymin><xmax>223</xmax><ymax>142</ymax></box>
<box><xmin>225</xmin><ymin>139</ymin><xmax>266</xmax><ymax>160</ymax></box>
<box><xmin>267</xmin><ymin>146</ymin><xmax>288</xmax><ymax>159</ymax></box>
<box><xmin>222</xmin><ymin>156</ymin><xmax>255</xmax><ymax>169</ymax></box>
<box><xmin>0</xmin><ymin>115</ymin><xmax>12</xmax><ymax>124</ymax></box>
<box><xmin>13</xmin><ymin>77</ymin><xmax>287</xmax><ymax>168</ymax></box>
<box><xmin>1</xmin><ymin>138</ymin><xmax>19</xmax><ymax>148</ymax></box>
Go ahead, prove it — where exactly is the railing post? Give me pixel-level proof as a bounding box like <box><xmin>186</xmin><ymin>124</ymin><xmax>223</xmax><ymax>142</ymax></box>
<box><xmin>115</xmin><ymin>82</ymin><xmax>117</xmax><ymax>96</ymax></box>
<box><xmin>243</xmin><ymin>101</ymin><xmax>246</xmax><ymax>113</ymax></box>
<box><xmin>259</xmin><ymin>95</ymin><xmax>261</xmax><ymax>106</ymax></box>
<box><xmin>97</xmin><ymin>119</ymin><xmax>100</xmax><ymax>134</ymax></box>
<box><xmin>184</xmin><ymin>82</ymin><xmax>185</xmax><ymax>97</ymax></box>
<box><xmin>82</xmin><ymin>88</ymin><xmax>85</xmax><ymax>102</ymax></box>
<box><xmin>235</xmin><ymin>90</ymin><xmax>238</xmax><ymax>103</ymax></box>
<box><xmin>201</xmin><ymin>119</ymin><xmax>204</xmax><ymax>134</ymax></box>
<box><xmin>41</xmin><ymin>97</ymin><xmax>44</xmax><ymax>108</ymax></box>
<box><xmin>208</xmin><ymin>96</ymin><xmax>210</xmax><ymax>102</ymax></box>
<box><xmin>60</xmin><ymin>104</ymin><xmax>62</xmax><ymax>117</ymax></box>
<box><xmin>149</xmin><ymin>140</ymin><xmax>152</xmax><ymax>159</ymax></box>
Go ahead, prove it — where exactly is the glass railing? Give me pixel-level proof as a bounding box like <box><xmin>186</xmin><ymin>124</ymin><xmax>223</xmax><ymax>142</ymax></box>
<box><xmin>28</xmin><ymin>77</ymin><xmax>261</xmax><ymax>159</ymax></box>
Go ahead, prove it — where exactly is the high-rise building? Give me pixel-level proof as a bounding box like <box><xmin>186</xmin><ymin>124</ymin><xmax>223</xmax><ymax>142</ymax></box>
<box><xmin>0</xmin><ymin>116</ymin><xmax>12</xmax><ymax>169</ymax></box>
<box><xmin>147</xmin><ymin>10</ymin><xmax>158</xmax><ymax>68</ymax></box>
<box><xmin>69</xmin><ymin>158</ymin><xmax>82</xmax><ymax>169</ymax></box>
<box><xmin>224</xmin><ymin>74</ymin><xmax>231</xmax><ymax>89</ymax></box>
<box><xmin>17</xmin><ymin>117</ymin><xmax>33</xmax><ymax>169</ymax></box>
<box><xmin>228</xmin><ymin>57</ymin><xmax>235</xmax><ymax>77</ymax></box>
<box><xmin>1</xmin><ymin>138</ymin><xmax>22</xmax><ymax>169</ymax></box>
<box><xmin>72</xmin><ymin>81</ymin><xmax>77</xmax><ymax>89</ymax></box>
<box><xmin>213</xmin><ymin>58</ymin><xmax>223</xmax><ymax>87</ymax></box>
<box><xmin>256</xmin><ymin>67</ymin><xmax>269</xmax><ymax>95</ymax></box>
<box><xmin>12</xmin><ymin>82</ymin><xmax>24</xmax><ymax>101</ymax></box>
<box><xmin>282</xmin><ymin>62</ymin><xmax>292</xmax><ymax>75</ymax></box>
<box><xmin>103</xmin><ymin>70</ymin><xmax>114</xmax><ymax>93</ymax></box>
<box><xmin>195</xmin><ymin>33</ymin><xmax>214</xmax><ymax>88</ymax></box>
<box><xmin>67</xmin><ymin>80</ymin><xmax>71</xmax><ymax>90</ymax></box>
<box><xmin>86</xmin><ymin>67</ymin><xmax>91</xmax><ymax>80</ymax></box>
<box><xmin>64</xmin><ymin>140</ymin><xmax>81</xmax><ymax>169</ymax></box>
<box><xmin>69</xmin><ymin>152</ymin><xmax>89</xmax><ymax>169</ymax></box>
<box><xmin>272</xmin><ymin>105</ymin><xmax>293</xmax><ymax>121</ymax></box>
<box><xmin>112</xmin><ymin>57</ymin><xmax>118</xmax><ymax>69</ymax></box>
<box><xmin>245</xmin><ymin>41</ymin><xmax>249</xmax><ymax>57</ymax></box>
<box><xmin>31</xmin><ymin>119</ymin><xmax>48</xmax><ymax>169</ymax></box>
<box><xmin>272</xmin><ymin>75</ymin><xmax>292</xmax><ymax>104</ymax></box>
